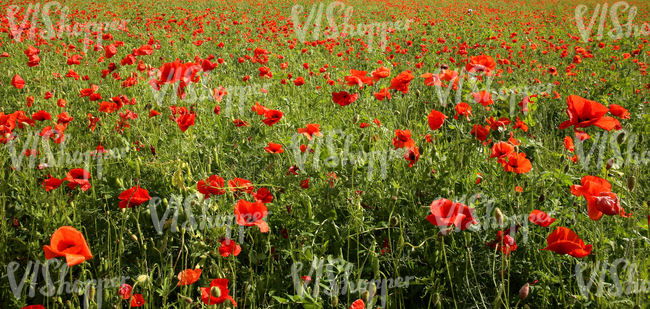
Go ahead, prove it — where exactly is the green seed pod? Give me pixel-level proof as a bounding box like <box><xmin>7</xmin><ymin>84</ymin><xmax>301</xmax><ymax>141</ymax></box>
<box><xmin>628</xmin><ymin>176</ymin><xmax>636</xmax><ymax>191</ymax></box>
<box><xmin>372</xmin><ymin>252</ymin><xmax>380</xmax><ymax>279</ymax></box>
<box><xmin>389</xmin><ymin>216</ymin><xmax>399</xmax><ymax>226</ymax></box>
<box><xmin>361</xmin><ymin>290</ymin><xmax>369</xmax><ymax>303</ymax></box>
<box><xmin>116</xmin><ymin>178</ymin><xmax>124</xmax><ymax>189</ymax></box>
<box><xmin>135</xmin><ymin>158</ymin><xmax>141</xmax><ymax>179</ymax></box>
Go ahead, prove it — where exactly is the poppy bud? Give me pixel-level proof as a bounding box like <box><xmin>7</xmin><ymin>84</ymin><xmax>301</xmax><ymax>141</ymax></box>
<box><xmin>361</xmin><ymin>290</ymin><xmax>369</xmax><ymax>303</ymax></box>
<box><xmin>560</xmin><ymin>154</ymin><xmax>565</xmax><ymax>161</ymax></box>
<box><xmin>181</xmin><ymin>295</ymin><xmax>193</xmax><ymax>304</ymax></box>
<box><xmin>331</xmin><ymin>296</ymin><xmax>338</xmax><ymax>307</ymax></box>
<box><xmin>116</xmin><ymin>178</ymin><xmax>124</xmax><ymax>189</ymax></box>
<box><xmin>136</xmin><ymin>275</ymin><xmax>149</xmax><ymax>284</ymax></box>
<box><xmin>352</xmin><ymin>114</ymin><xmax>360</xmax><ymax>124</ymax></box>
<box><xmin>389</xmin><ymin>216</ymin><xmax>399</xmax><ymax>226</ymax></box>
<box><xmin>210</xmin><ymin>286</ymin><xmax>221</xmax><ymax>298</ymax></box>
<box><xmin>519</xmin><ymin>283</ymin><xmax>529</xmax><ymax>299</ymax></box>
<box><xmin>524</xmin><ymin>305</ymin><xmax>530</xmax><ymax>309</ymax></box>
<box><xmin>628</xmin><ymin>176</ymin><xmax>636</xmax><ymax>191</ymax></box>
<box><xmin>89</xmin><ymin>286</ymin><xmax>96</xmax><ymax>300</ymax></box>
<box><xmin>358</xmin><ymin>133</ymin><xmax>365</xmax><ymax>143</ymax></box>
<box><xmin>539</xmin><ymin>194</ymin><xmax>546</xmax><ymax>202</ymax></box>
<box><xmin>131</xmin><ymin>234</ymin><xmax>138</xmax><ymax>242</ymax></box>
<box><xmin>416</xmin><ymin>89</ymin><xmax>421</xmax><ymax>98</ymax></box>
<box><xmin>606</xmin><ymin>158</ymin><xmax>615</xmax><ymax>170</ymax></box>
<box><xmin>495</xmin><ymin>208</ymin><xmax>504</xmax><ymax>227</ymax></box>
<box><xmin>564</xmin><ymin>164</ymin><xmax>570</xmax><ymax>173</ymax></box>
<box><xmin>617</xmin><ymin>132</ymin><xmax>626</xmax><ymax>144</ymax></box>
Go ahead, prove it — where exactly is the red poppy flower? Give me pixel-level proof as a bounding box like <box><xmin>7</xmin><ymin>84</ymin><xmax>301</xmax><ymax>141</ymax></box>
<box><xmin>57</xmin><ymin>113</ymin><xmax>73</xmax><ymax>125</ymax></box>
<box><xmin>392</xmin><ymin>129</ymin><xmax>415</xmax><ymax>149</ymax></box>
<box><xmin>234</xmin><ymin>199</ymin><xmax>269</xmax><ymax>232</ymax></box>
<box><xmin>262</xmin><ymin>110</ymin><xmax>283</xmax><ymax>126</ymax></box>
<box><xmin>454</xmin><ymin>102</ymin><xmax>472</xmax><ymax>120</ymax></box>
<box><xmin>529</xmin><ymin>210</ymin><xmax>556</xmax><ymax>227</ymax></box>
<box><xmin>427</xmin><ymin>109</ymin><xmax>448</xmax><ymax>131</ymax></box>
<box><xmin>149</xmin><ymin>109</ymin><xmax>161</xmax><ymax>118</ymax></box>
<box><xmin>609</xmin><ymin>104</ymin><xmax>630</xmax><ymax>119</ymax></box>
<box><xmin>200</xmin><ymin>279</ymin><xmax>237</xmax><ymax>306</ymax></box>
<box><xmin>388</xmin><ymin>70</ymin><xmax>414</xmax><ymax>94</ymax></box>
<box><xmin>345</xmin><ymin>69</ymin><xmax>374</xmax><ymax>88</ymax></box>
<box><xmin>486</xmin><ymin>230</ymin><xmax>517</xmax><ymax>256</ymax></box>
<box><xmin>558</xmin><ymin>95</ymin><xmax>621</xmax><ymax>131</ymax></box>
<box><xmin>43</xmin><ymin>176</ymin><xmax>64</xmax><ymax>192</ymax></box>
<box><xmin>513</xmin><ymin>117</ymin><xmax>528</xmax><ymax>132</ymax></box>
<box><xmin>252</xmin><ymin>187</ymin><xmax>273</xmax><ymax>204</ymax></box>
<box><xmin>426</xmin><ymin>198</ymin><xmax>478</xmax><ymax>230</ymax></box>
<box><xmin>371</xmin><ymin>66</ymin><xmax>390</xmax><ymax>82</ymax></box>
<box><xmin>297</xmin><ymin>124</ymin><xmax>322</xmax><ymax>140</ymax></box>
<box><xmin>12</xmin><ymin>74</ymin><xmax>25</xmax><ymax>89</ymax></box>
<box><xmin>300</xmin><ymin>178</ymin><xmax>309</xmax><ymax>189</ymax></box>
<box><xmin>541</xmin><ymin>227</ymin><xmax>592</xmax><ymax>258</ymax></box>
<box><xmin>43</xmin><ymin>226</ymin><xmax>93</xmax><ymax>267</ymax></box>
<box><xmin>218</xmin><ymin>239</ymin><xmax>242</xmax><ymax>257</ymax></box>
<box><xmin>22</xmin><ymin>305</ymin><xmax>46</xmax><ymax>309</ymax></box>
<box><xmin>293</xmin><ymin>76</ymin><xmax>305</xmax><ymax>86</ymax></box>
<box><xmin>264</xmin><ymin>142</ymin><xmax>283</xmax><ymax>153</ymax></box>
<box><xmin>404</xmin><ymin>147</ymin><xmax>420</xmax><ymax>167</ymax></box>
<box><xmin>119</xmin><ymin>284</ymin><xmax>132</xmax><ymax>300</ymax></box>
<box><xmin>118</xmin><ymin>185</ymin><xmax>152</xmax><ymax>209</ymax></box>
<box><xmin>501</xmin><ymin>152</ymin><xmax>532</xmax><ymax>174</ymax></box>
<box><xmin>564</xmin><ymin>136</ymin><xmax>575</xmax><ymax>152</ymax></box>
<box><xmin>63</xmin><ymin>168</ymin><xmax>92</xmax><ymax>191</ymax></box>
<box><xmin>570</xmin><ymin>176</ymin><xmax>629</xmax><ymax>220</ymax></box>
<box><xmin>473</xmin><ymin>91</ymin><xmax>494</xmax><ymax>108</ymax></box>
<box><xmin>176</xmin><ymin>114</ymin><xmax>196</xmax><ymax>132</ymax></box>
<box><xmin>197</xmin><ymin>175</ymin><xmax>226</xmax><ymax>199</ymax></box>
<box><xmin>252</xmin><ymin>102</ymin><xmax>270</xmax><ymax>115</ymax></box>
<box><xmin>332</xmin><ymin>91</ymin><xmax>359</xmax><ymax>106</ymax></box>
<box><xmin>486</xmin><ymin>116</ymin><xmax>511</xmax><ymax>131</ymax></box>
<box><xmin>466</xmin><ymin>54</ymin><xmax>496</xmax><ymax>74</ymax></box>
<box><xmin>130</xmin><ymin>294</ymin><xmax>145</xmax><ymax>307</ymax></box>
<box><xmin>373</xmin><ymin>88</ymin><xmax>391</xmax><ymax>101</ymax></box>
<box><xmin>489</xmin><ymin>142</ymin><xmax>515</xmax><ymax>163</ymax></box>
<box><xmin>470</xmin><ymin>124</ymin><xmax>490</xmax><ymax>142</ymax></box>
<box><xmin>177</xmin><ymin>269</ymin><xmax>202</xmax><ymax>286</ymax></box>
<box><xmin>32</xmin><ymin>110</ymin><xmax>51</xmax><ymax>121</ymax></box>
<box><xmin>373</xmin><ymin>118</ymin><xmax>381</xmax><ymax>127</ymax></box>
<box><xmin>228</xmin><ymin>178</ymin><xmax>254</xmax><ymax>195</ymax></box>
<box><xmin>349</xmin><ymin>299</ymin><xmax>365</xmax><ymax>309</ymax></box>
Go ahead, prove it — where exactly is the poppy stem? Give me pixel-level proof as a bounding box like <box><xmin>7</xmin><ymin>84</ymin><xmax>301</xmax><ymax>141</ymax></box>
<box><xmin>441</xmin><ymin>237</ymin><xmax>458</xmax><ymax>309</ymax></box>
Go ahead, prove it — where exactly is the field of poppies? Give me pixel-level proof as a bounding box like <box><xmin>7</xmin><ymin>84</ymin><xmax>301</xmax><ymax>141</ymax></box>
<box><xmin>1</xmin><ymin>0</ymin><xmax>650</xmax><ymax>308</ymax></box>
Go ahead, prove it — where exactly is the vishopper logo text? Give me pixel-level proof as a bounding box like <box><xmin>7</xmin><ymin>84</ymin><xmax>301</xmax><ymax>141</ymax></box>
<box><xmin>6</xmin><ymin>130</ymin><xmax>128</xmax><ymax>180</ymax></box>
<box><xmin>575</xmin><ymin>1</ymin><xmax>650</xmax><ymax>42</ymax></box>
<box><xmin>290</xmin><ymin>257</ymin><xmax>415</xmax><ymax>308</ymax></box>
<box><xmin>148</xmin><ymin>193</ymin><xmax>272</xmax><ymax>245</ymax></box>
<box><xmin>291</xmin><ymin>1</ymin><xmax>413</xmax><ymax>52</ymax></box>
<box><xmin>575</xmin><ymin>258</ymin><xmax>650</xmax><ymax>298</ymax></box>
<box><xmin>4</xmin><ymin>258</ymin><xmax>129</xmax><ymax>309</ymax></box>
<box><xmin>5</xmin><ymin>1</ymin><xmax>129</xmax><ymax>52</ymax></box>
